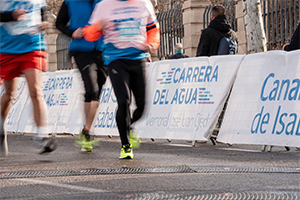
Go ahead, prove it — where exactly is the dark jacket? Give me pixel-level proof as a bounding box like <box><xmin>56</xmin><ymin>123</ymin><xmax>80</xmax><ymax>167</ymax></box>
<box><xmin>170</xmin><ymin>53</ymin><xmax>189</xmax><ymax>59</ymax></box>
<box><xmin>284</xmin><ymin>24</ymin><xmax>300</xmax><ymax>51</ymax></box>
<box><xmin>196</xmin><ymin>15</ymin><xmax>237</xmax><ymax>57</ymax></box>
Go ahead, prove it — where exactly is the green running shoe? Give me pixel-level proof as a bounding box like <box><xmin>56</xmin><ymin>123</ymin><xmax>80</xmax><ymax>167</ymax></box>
<box><xmin>75</xmin><ymin>130</ymin><xmax>98</xmax><ymax>152</ymax></box>
<box><xmin>119</xmin><ymin>144</ymin><xmax>133</xmax><ymax>159</ymax></box>
<box><xmin>130</xmin><ymin>130</ymin><xmax>140</xmax><ymax>149</ymax></box>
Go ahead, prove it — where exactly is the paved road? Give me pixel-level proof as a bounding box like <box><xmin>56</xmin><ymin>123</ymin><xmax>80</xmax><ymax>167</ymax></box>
<box><xmin>1</xmin><ymin>133</ymin><xmax>299</xmax><ymax>199</ymax></box>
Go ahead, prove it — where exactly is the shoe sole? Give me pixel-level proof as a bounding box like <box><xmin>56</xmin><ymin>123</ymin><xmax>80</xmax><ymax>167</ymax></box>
<box><xmin>81</xmin><ymin>147</ymin><xmax>93</xmax><ymax>152</ymax></box>
<box><xmin>76</xmin><ymin>140</ymin><xmax>94</xmax><ymax>152</ymax></box>
<box><xmin>75</xmin><ymin>139</ymin><xmax>98</xmax><ymax>152</ymax></box>
<box><xmin>119</xmin><ymin>156</ymin><xmax>133</xmax><ymax>159</ymax></box>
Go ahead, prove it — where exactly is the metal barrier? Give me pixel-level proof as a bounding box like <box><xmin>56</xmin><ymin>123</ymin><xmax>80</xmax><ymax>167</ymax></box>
<box><xmin>203</xmin><ymin>0</ymin><xmax>237</xmax><ymax>31</ymax></box>
<box><xmin>203</xmin><ymin>1</ymin><xmax>299</xmax><ymax>143</ymax></box>
<box><xmin>157</xmin><ymin>7</ymin><xmax>184</xmax><ymax>60</ymax></box>
<box><xmin>261</xmin><ymin>0</ymin><xmax>299</xmax><ymax>50</ymax></box>
<box><xmin>56</xmin><ymin>33</ymin><xmax>73</xmax><ymax>70</ymax></box>
<box><xmin>202</xmin><ymin>1</ymin><xmax>237</xmax><ymax>143</ymax></box>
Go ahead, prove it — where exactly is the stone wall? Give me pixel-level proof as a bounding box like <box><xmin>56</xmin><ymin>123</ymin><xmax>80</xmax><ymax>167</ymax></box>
<box><xmin>46</xmin><ymin>0</ymin><xmax>248</xmax><ymax>67</ymax></box>
<box><xmin>183</xmin><ymin>0</ymin><xmax>210</xmax><ymax>57</ymax></box>
<box><xmin>235</xmin><ymin>0</ymin><xmax>247</xmax><ymax>54</ymax></box>
<box><xmin>45</xmin><ymin>14</ymin><xmax>60</xmax><ymax>72</ymax></box>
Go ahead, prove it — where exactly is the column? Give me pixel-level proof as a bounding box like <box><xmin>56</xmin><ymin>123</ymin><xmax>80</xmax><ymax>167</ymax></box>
<box><xmin>235</xmin><ymin>0</ymin><xmax>247</xmax><ymax>54</ymax></box>
<box><xmin>45</xmin><ymin>13</ymin><xmax>60</xmax><ymax>72</ymax></box>
<box><xmin>183</xmin><ymin>0</ymin><xmax>210</xmax><ymax>57</ymax></box>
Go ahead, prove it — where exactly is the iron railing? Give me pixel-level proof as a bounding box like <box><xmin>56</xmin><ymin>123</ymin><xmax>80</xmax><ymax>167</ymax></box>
<box><xmin>261</xmin><ymin>0</ymin><xmax>299</xmax><ymax>50</ymax></box>
<box><xmin>203</xmin><ymin>0</ymin><xmax>238</xmax><ymax>32</ymax></box>
<box><xmin>157</xmin><ymin>7</ymin><xmax>184</xmax><ymax>60</ymax></box>
<box><xmin>56</xmin><ymin>33</ymin><xmax>73</xmax><ymax>70</ymax></box>
<box><xmin>203</xmin><ymin>0</ymin><xmax>300</xmax><ymax>50</ymax></box>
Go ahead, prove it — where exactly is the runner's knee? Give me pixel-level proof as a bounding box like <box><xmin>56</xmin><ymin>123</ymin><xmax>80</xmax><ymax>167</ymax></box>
<box><xmin>2</xmin><ymin>91</ymin><xmax>14</xmax><ymax>102</ymax></box>
<box><xmin>28</xmin><ymin>87</ymin><xmax>41</xmax><ymax>100</ymax></box>
<box><xmin>84</xmin><ymin>88</ymin><xmax>100</xmax><ymax>102</ymax></box>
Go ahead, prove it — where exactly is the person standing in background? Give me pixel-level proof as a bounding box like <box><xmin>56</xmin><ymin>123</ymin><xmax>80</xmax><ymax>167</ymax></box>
<box><xmin>196</xmin><ymin>5</ymin><xmax>237</xmax><ymax>57</ymax></box>
<box><xmin>170</xmin><ymin>43</ymin><xmax>189</xmax><ymax>59</ymax></box>
<box><xmin>283</xmin><ymin>23</ymin><xmax>300</xmax><ymax>51</ymax></box>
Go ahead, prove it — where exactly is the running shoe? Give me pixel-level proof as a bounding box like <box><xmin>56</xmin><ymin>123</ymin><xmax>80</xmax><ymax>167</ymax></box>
<box><xmin>0</xmin><ymin>117</ymin><xmax>8</xmax><ymax>156</ymax></box>
<box><xmin>130</xmin><ymin>129</ymin><xmax>140</xmax><ymax>149</ymax></box>
<box><xmin>35</xmin><ymin>137</ymin><xmax>58</xmax><ymax>154</ymax></box>
<box><xmin>75</xmin><ymin>129</ymin><xmax>98</xmax><ymax>152</ymax></box>
<box><xmin>119</xmin><ymin>144</ymin><xmax>133</xmax><ymax>159</ymax></box>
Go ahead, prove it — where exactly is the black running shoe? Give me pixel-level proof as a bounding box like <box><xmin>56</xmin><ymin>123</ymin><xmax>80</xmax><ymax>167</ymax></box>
<box><xmin>35</xmin><ymin>137</ymin><xmax>58</xmax><ymax>154</ymax></box>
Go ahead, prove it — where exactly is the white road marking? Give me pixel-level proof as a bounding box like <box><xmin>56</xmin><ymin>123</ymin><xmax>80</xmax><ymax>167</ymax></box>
<box><xmin>15</xmin><ymin>178</ymin><xmax>106</xmax><ymax>193</ymax></box>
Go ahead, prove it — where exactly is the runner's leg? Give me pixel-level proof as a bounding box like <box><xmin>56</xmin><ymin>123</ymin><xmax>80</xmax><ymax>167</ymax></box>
<box><xmin>0</xmin><ymin>79</ymin><xmax>16</xmax><ymax>156</ymax></box>
<box><xmin>108</xmin><ymin>59</ymin><xmax>131</xmax><ymax>146</ymax></box>
<box><xmin>74</xmin><ymin>52</ymin><xmax>106</xmax><ymax>131</ymax></box>
<box><xmin>23</xmin><ymin>68</ymin><xmax>46</xmax><ymax>128</ymax></box>
<box><xmin>23</xmin><ymin>67</ymin><xmax>57</xmax><ymax>153</ymax></box>
<box><xmin>130</xmin><ymin>59</ymin><xmax>146</xmax><ymax>125</ymax></box>
<box><xmin>1</xmin><ymin>79</ymin><xmax>17</xmax><ymax>120</ymax></box>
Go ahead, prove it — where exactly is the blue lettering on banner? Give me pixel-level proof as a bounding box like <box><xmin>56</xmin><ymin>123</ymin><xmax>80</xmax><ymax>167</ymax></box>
<box><xmin>94</xmin><ymin>106</ymin><xmax>118</xmax><ymax>129</ymax></box>
<box><xmin>172</xmin><ymin>65</ymin><xmax>218</xmax><ymax>84</ymax></box>
<box><xmin>145</xmin><ymin>112</ymin><xmax>211</xmax><ymax>131</ymax></box>
<box><xmin>100</xmin><ymin>86</ymin><xmax>116</xmax><ymax>104</ymax></box>
<box><xmin>43</xmin><ymin>77</ymin><xmax>73</xmax><ymax>91</ymax></box>
<box><xmin>261</xmin><ymin>73</ymin><xmax>300</xmax><ymax>101</ymax></box>
<box><xmin>251</xmin><ymin>73</ymin><xmax>300</xmax><ymax>136</ymax></box>
<box><xmin>154</xmin><ymin>65</ymin><xmax>218</xmax><ymax>105</ymax></box>
<box><xmin>153</xmin><ymin>87</ymin><xmax>211</xmax><ymax>105</ymax></box>
<box><xmin>44</xmin><ymin>93</ymin><xmax>68</xmax><ymax>107</ymax></box>
<box><xmin>42</xmin><ymin>76</ymin><xmax>74</xmax><ymax>107</ymax></box>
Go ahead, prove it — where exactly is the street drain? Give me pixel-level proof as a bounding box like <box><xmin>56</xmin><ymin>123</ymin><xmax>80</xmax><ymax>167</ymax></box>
<box><xmin>11</xmin><ymin>191</ymin><xmax>300</xmax><ymax>200</ymax></box>
<box><xmin>0</xmin><ymin>166</ymin><xmax>299</xmax><ymax>179</ymax></box>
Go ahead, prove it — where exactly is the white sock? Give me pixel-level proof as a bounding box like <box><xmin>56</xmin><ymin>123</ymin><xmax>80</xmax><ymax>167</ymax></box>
<box><xmin>37</xmin><ymin>126</ymin><xmax>49</xmax><ymax>138</ymax></box>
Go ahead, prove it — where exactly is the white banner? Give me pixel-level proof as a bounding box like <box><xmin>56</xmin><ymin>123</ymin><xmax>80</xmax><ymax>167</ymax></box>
<box><xmin>217</xmin><ymin>50</ymin><xmax>300</xmax><ymax>147</ymax></box>
<box><xmin>91</xmin><ymin>78</ymin><xmax>119</xmax><ymax>136</ymax></box>
<box><xmin>2</xmin><ymin>70</ymin><xmax>86</xmax><ymax>134</ymax></box>
<box><xmin>135</xmin><ymin>56</ymin><xmax>244</xmax><ymax>140</ymax></box>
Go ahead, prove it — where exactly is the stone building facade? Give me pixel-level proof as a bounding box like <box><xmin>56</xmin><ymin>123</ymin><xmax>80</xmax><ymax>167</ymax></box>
<box><xmin>46</xmin><ymin>0</ymin><xmax>247</xmax><ymax>71</ymax></box>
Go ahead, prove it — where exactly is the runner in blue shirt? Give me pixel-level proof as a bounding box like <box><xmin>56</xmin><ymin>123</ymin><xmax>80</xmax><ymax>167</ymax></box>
<box><xmin>0</xmin><ymin>0</ymin><xmax>57</xmax><ymax>156</ymax></box>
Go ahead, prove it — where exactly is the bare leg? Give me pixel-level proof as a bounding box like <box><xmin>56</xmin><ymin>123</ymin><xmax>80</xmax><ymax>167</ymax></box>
<box><xmin>0</xmin><ymin>79</ymin><xmax>16</xmax><ymax>156</ymax></box>
<box><xmin>1</xmin><ymin>79</ymin><xmax>16</xmax><ymax>119</ymax></box>
<box><xmin>84</xmin><ymin>101</ymin><xmax>99</xmax><ymax>132</ymax></box>
<box><xmin>23</xmin><ymin>68</ymin><xmax>46</xmax><ymax>128</ymax></box>
<box><xmin>23</xmin><ymin>68</ymin><xmax>57</xmax><ymax>153</ymax></box>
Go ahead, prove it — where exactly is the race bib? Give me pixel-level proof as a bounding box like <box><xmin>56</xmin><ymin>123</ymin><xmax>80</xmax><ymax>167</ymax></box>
<box><xmin>2</xmin><ymin>1</ymin><xmax>43</xmax><ymax>35</ymax></box>
<box><xmin>117</xmin><ymin>20</ymin><xmax>143</xmax><ymax>41</ymax></box>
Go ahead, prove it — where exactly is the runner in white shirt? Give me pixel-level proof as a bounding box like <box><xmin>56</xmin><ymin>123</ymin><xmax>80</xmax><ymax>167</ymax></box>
<box><xmin>83</xmin><ymin>0</ymin><xmax>160</xmax><ymax>159</ymax></box>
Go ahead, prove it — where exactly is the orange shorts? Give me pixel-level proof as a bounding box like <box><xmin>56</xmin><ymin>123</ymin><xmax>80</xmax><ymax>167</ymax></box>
<box><xmin>0</xmin><ymin>51</ymin><xmax>48</xmax><ymax>81</ymax></box>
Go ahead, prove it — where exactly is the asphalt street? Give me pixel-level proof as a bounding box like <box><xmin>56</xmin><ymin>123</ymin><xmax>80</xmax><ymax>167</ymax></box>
<box><xmin>0</xmin><ymin>133</ymin><xmax>299</xmax><ymax>200</ymax></box>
